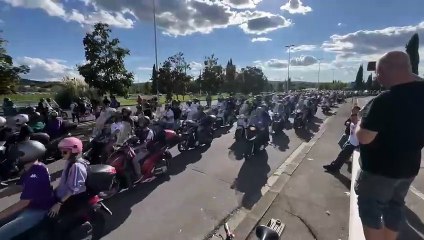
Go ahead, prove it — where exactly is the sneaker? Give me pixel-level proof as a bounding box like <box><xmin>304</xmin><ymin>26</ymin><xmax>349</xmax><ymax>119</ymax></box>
<box><xmin>133</xmin><ymin>175</ymin><xmax>144</xmax><ymax>184</ymax></box>
<box><xmin>323</xmin><ymin>164</ymin><xmax>340</xmax><ymax>173</ymax></box>
<box><xmin>142</xmin><ymin>176</ymin><xmax>157</xmax><ymax>183</ymax></box>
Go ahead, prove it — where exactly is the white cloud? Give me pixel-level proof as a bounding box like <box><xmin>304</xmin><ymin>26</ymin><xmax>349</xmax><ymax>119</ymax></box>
<box><xmin>337</xmin><ymin>22</ymin><xmax>343</xmax><ymax>27</ymax></box>
<box><xmin>290</xmin><ymin>55</ymin><xmax>318</xmax><ymax>66</ymax></box>
<box><xmin>189</xmin><ymin>61</ymin><xmax>203</xmax><ymax>71</ymax></box>
<box><xmin>1</xmin><ymin>0</ymin><xmax>292</xmax><ymax>36</ymax></box>
<box><xmin>289</xmin><ymin>44</ymin><xmax>316</xmax><ymax>52</ymax></box>
<box><xmin>0</xmin><ymin>0</ymin><xmax>134</xmax><ymax>28</ymax></box>
<box><xmin>280</xmin><ymin>0</ymin><xmax>312</xmax><ymax>15</ymax></box>
<box><xmin>251</xmin><ymin>37</ymin><xmax>272</xmax><ymax>42</ymax></box>
<box><xmin>221</xmin><ymin>0</ymin><xmax>262</xmax><ymax>9</ymax></box>
<box><xmin>323</xmin><ymin>21</ymin><xmax>424</xmax><ymax>61</ymax></box>
<box><xmin>255</xmin><ymin>55</ymin><xmax>319</xmax><ymax>71</ymax></box>
<box><xmin>255</xmin><ymin>59</ymin><xmax>288</xmax><ymax>69</ymax></box>
<box><xmin>138</xmin><ymin>66</ymin><xmax>152</xmax><ymax>71</ymax></box>
<box><xmin>17</xmin><ymin>57</ymin><xmax>80</xmax><ymax>81</ymax></box>
<box><xmin>238</xmin><ymin>11</ymin><xmax>292</xmax><ymax>35</ymax></box>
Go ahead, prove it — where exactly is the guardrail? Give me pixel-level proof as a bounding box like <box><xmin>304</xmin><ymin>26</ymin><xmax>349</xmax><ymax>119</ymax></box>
<box><xmin>349</xmin><ymin>150</ymin><xmax>365</xmax><ymax>240</ymax></box>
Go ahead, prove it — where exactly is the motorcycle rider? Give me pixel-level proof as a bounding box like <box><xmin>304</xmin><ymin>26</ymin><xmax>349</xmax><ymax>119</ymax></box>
<box><xmin>295</xmin><ymin>98</ymin><xmax>308</xmax><ymax>124</ymax></box>
<box><xmin>0</xmin><ymin>140</ymin><xmax>55</xmax><ymax>240</ymax></box>
<box><xmin>0</xmin><ymin>116</ymin><xmax>12</xmax><ymax>142</ymax></box>
<box><xmin>49</xmin><ymin>137</ymin><xmax>89</xmax><ymax>237</ymax></box>
<box><xmin>44</xmin><ymin>111</ymin><xmax>64</xmax><ymax>139</ymax></box>
<box><xmin>162</xmin><ymin>104</ymin><xmax>175</xmax><ymax>129</ymax></box>
<box><xmin>239</xmin><ymin>100</ymin><xmax>250</xmax><ymax>117</ymax></box>
<box><xmin>133</xmin><ymin>116</ymin><xmax>155</xmax><ymax>184</ymax></box>
<box><xmin>92</xmin><ymin>99</ymin><xmax>116</xmax><ymax>138</ymax></box>
<box><xmin>117</xmin><ymin>107</ymin><xmax>134</xmax><ymax>145</ymax></box>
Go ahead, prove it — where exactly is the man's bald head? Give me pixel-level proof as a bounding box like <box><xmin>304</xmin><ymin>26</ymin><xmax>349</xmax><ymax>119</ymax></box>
<box><xmin>376</xmin><ymin>51</ymin><xmax>415</xmax><ymax>88</ymax></box>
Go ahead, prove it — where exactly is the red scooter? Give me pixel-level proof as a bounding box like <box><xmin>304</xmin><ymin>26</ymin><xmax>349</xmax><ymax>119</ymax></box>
<box><xmin>101</xmin><ymin>129</ymin><xmax>180</xmax><ymax>198</ymax></box>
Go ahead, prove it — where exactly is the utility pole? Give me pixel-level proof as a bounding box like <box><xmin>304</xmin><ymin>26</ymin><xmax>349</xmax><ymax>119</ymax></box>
<box><xmin>285</xmin><ymin>44</ymin><xmax>295</xmax><ymax>92</ymax></box>
<box><xmin>153</xmin><ymin>0</ymin><xmax>159</xmax><ymax>96</ymax></box>
<box><xmin>332</xmin><ymin>69</ymin><xmax>335</xmax><ymax>82</ymax></box>
<box><xmin>317</xmin><ymin>58</ymin><xmax>323</xmax><ymax>89</ymax></box>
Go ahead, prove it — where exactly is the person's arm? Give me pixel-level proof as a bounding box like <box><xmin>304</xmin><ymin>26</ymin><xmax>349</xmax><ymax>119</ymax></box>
<box><xmin>355</xmin><ymin>97</ymin><xmax>386</xmax><ymax>145</ymax></box>
<box><xmin>0</xmin><ymin>200</ymin><xmax>30</xmax><ymax>221</ymax></box>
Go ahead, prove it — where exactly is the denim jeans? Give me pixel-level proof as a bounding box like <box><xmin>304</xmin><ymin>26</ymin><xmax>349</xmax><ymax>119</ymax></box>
<box><xmin>355</xmin><ymin>169</ymin><xmax>414</xmax><ymax>231</ymax></box>
<box><xmin>0</xmin><ymin>209</ymin><xmax>47</xmax><ymax>240</ymax></box>
<box><xmin>330</xmin><ymin>141</ymin><xmax>356</xmax><ymax>170</ymax></box>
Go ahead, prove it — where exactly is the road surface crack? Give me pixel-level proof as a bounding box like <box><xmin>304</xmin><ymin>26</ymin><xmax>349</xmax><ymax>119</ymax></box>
<box><xmin>286</xmin><ymin>197</ymin><xmax>319</xmax><ymax>240</ymax></box>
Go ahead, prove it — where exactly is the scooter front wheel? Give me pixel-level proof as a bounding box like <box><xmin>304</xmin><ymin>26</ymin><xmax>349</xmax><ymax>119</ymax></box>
<box><xmin>177</xmin><ymin>140</ymin><xmax>189</xmax><ymax>152</ymax></box>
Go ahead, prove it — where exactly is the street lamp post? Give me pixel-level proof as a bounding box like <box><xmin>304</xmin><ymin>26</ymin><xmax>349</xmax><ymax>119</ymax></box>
<box><xmin>285</xmin><ymin>44</ymin><xmax>295</xmax><ymax>92</ymax></box>
<box><xmin>153</xmin><ymin>0</ymin><xmax>159</xmax><ymax>96</ymax></box>
<box><xmin>317</xmin><ymin>58</ymin><xmax>323</xmax><ymax>89</ymax></box>
<box><xmin>332</xmin><ymin>69</ymin><xmax>335</xmax><ymax>82</ymax></box>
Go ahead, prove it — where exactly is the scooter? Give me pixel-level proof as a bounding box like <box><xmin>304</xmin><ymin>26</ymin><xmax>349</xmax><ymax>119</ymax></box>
<box><xmin>178</xmin><ymin>119</ymin><xmax>214</xmax><ymax>152</ymax></box>
<box><xmin>270</xmin><ymin>112</ymin><xmax>284</xmax><ymax>135</ymax></box>
<box><xmin>244</xmin><ymin>124</ymin><xmax>268</xmax><ymax>158</ymax></box>
<box><xmin>234</xmin><ymin>114</ymin><xmax>248</xmax><ymax>142</ymax></box>
<box><xmin>14</xmin><ymin>164</ymin><xmax>115</xmax><ymax>240</ymax></box>
<box><xmin>293</xmin><ymin>109</ymin><xmax>305</xmax><ymax>129</ymax></box>
<box><xmin>102</xmin><ymin>129</ymin><xmax>179</xmax><ymax>197</ymax></box>
<box><xmin>321</xmin><ymin>104</ymin><xmax>331</xmax><ymax>114</ymax></box>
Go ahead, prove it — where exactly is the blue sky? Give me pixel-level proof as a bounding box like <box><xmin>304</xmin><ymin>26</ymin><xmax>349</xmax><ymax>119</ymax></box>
<box><xmin>1</xmin><ymin>0</ymin><xmax>424</xmax><ymax>83</ymax></box>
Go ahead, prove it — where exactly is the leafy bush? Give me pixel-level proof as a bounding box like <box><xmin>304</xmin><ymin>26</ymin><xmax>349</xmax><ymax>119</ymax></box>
<box><xmin>54</xmin><ymin>76</ymin><xmax>101</xmax><ymax>108</ymax></box>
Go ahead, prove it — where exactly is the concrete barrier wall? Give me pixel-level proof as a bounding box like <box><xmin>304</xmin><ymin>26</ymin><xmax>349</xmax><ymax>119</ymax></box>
<box><xmin>349</xmin><ymin>150</ymin><xmax>365</xmax><ymax>240</ymax></box>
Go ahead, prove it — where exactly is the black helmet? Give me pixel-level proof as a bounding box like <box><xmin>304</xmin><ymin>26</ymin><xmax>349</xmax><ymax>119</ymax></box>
<box><xmin>14</xmin><ymin>140</ymin><xmax>46</xmax><ymax>163</ymax></box>
<box><xmin>139</xmin><ymin>116</ymin><xmax>150</xmax><ymax>128</ymax></box>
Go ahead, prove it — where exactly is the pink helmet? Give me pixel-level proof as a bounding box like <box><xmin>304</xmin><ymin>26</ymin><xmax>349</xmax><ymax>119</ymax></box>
<box><xmin>58</xmin><ymin>137</ymin><xmax>83</xmax><ymax>154</ymax></box>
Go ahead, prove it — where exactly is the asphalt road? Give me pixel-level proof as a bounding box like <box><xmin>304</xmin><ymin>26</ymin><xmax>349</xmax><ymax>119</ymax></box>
<box><xmin>0</xmin><ymin>102</ymin><xmax>335</xmax><ymax>240</ymax></box>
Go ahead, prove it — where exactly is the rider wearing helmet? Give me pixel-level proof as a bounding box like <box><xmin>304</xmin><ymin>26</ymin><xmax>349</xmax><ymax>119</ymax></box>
<box><xmin>50</xmin><ymin>137</ymin><xmax>89</xmax><ymax>220</ymax></box>
<box><xmin>45</xmin><ymin>111</ymin><xmax>64</xmax><ymax>139</ymax></box>
<box><xmin>0</xmin><ymin>116</ymin><xmax>12</xmax><ymax>142</ymax></box>
<box><xmin>14</xmin><ymin>114</ymin><xmax>33</xmax><ymax>142</ymax></box>
<box><xmin>0</xmin><ymin>140</ymin><xmax>55</xmax><ymax>239</ymax></box>
<box><xmin>133</xmin><ymin>116</ymin><xmax>155</xmax><ymax>184</ymax></box>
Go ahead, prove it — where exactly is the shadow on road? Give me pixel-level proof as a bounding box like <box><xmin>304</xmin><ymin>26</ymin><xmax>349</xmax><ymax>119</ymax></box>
<box><xmin>228</xmin><ymin>141</ymin><xmax>245</xmax><ymax>161</ymax></box>
<box><xmin>325</xmin><ymin>171</ymin><xmax>351</xmax><ymax>189</ymax></box>
<box><xmin>231</xmin><ymin>151</ymin><xmax>270</xmax><ymax>210</ymax></box>
<box><xmin>399</xmin><ymin>207</ymin><xmax>424</xmax><ymax>240</ymax></box>
<box><xmin>294</xmin><ymin>116</ymin><xmax>322</xmax><ymax>142</ymax></box>
<box><xmin>271</xmin><ymin>131</ymin><xmax>290</xmax><ymax>152</ymax></box>
<box><xmin>169</xmin><ymin>147</ymin><xmax>207</xmax><ymax>176</ymax></box>
<box><xmin>101</xmin><ymin>176</ymin><xmax>170</xmax><ymax>238</ymax></box>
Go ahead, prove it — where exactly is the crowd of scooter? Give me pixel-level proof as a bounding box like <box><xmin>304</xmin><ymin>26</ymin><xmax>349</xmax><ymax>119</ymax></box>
<box><xmin>0</xmin><ymin>90</ymin><xmax>351</xmax><ymax>240</ymax></box>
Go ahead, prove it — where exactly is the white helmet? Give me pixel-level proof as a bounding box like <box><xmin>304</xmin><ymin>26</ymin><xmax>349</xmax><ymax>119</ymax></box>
<box><xmin>14</xmin><ymin>114</ymin><xmax>29</xmax><ymax>125</ymax></box>
<box><xmin>0</xmin><ymin>116</ymin><xmax>6</xmax><ymax>127</ymax></box>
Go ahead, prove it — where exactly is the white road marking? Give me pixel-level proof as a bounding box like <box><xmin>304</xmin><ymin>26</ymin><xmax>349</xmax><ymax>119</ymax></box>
<box><xmin>410</xmin><ymin>186</ymin><xmax>424</xmax><ymax>201</ymax></box>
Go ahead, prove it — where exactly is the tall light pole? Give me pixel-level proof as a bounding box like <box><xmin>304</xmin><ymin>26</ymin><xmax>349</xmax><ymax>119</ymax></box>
<box><xmin>317</xmin><ymin>58</ymin><xmax>323</xmax><ymax>89</ymax></box>
<box><xmin>332</xmin><ymin>69</ymin><xmax>335</xmax><ymax>82</ymax></box>
<box><xmin>285</xmin><ymin>44</ymin><xmax>295</xmax><ymax>92</ymax></box>
<box><xmin>153</xmin><ymin>0</ymin><xmax>159</xmax><ymax>96</ymax></box>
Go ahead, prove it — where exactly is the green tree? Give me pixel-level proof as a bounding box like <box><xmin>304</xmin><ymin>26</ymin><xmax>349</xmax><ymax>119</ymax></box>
<box><xmin>150</xmin><ymin>64</ymin><xmax>158</xmax><ymax>94</ymax></box>
<box><xmin>406</xmin><ymin>33</ymin><xmax>419</xmax><ymax>75</ymax></box>
<box><xmin>354</xmin><ymin>64</ymin><xmax>364</xmax><ymax>90</ymax></box>
<box><xmin>168</xmin><ymin>52</ymin><xmax>191</xmax><ymax>100</ymax></box>
<box><xmin>143</xmin><ymin>82</ymin><xmax>151</xmax><ymax>94</ymax></box>
<box><xmin>78</xmin><ymin>23</ymin><xmax>134</xmax><ymax>96</ymax></box>
<box><xmin>224</xmin><ymin>59</ymin><xmax>236</xmax><ymax>93</ymax></box>
<box><xmin>277</xmin><ymin>82</ymin><xmax>284</xmax><ymax>92</ymax></box>
<box><xmin>202</xmin><ymin>54</ymin><xmax>224</xmax><ymax>94</ymax></box>
<box><xmin>0</xmin><ymin>33</ymin><xmax>30</xmax><ymax>94</ymax></box>
<box><xmin>371</xmin><ymin>79</ymin><xmax>381</xmax><ymax>90</ymax></box>
<box><xmin>366</xmin><ymin>74</ymin><xmax>373</xmax><ymax>90</ymax></box>
<box><xmin>240</xmin><ymin>66</ymin><xmax>268</xmax><ymax>94</ymax></box>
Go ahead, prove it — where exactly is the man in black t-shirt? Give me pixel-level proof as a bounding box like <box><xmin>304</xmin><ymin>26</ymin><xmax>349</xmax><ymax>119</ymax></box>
<box><xmin>354</xmin><ymin>51</ymin><xmax>424</xmax><ymax>240</ymax></box>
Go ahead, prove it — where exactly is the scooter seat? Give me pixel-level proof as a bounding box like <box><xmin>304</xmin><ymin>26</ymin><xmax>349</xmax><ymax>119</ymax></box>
<box><xmin>256</xmin><ymin>225</ymin><xmax>280</xmax><ymax>240</ymax></box>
